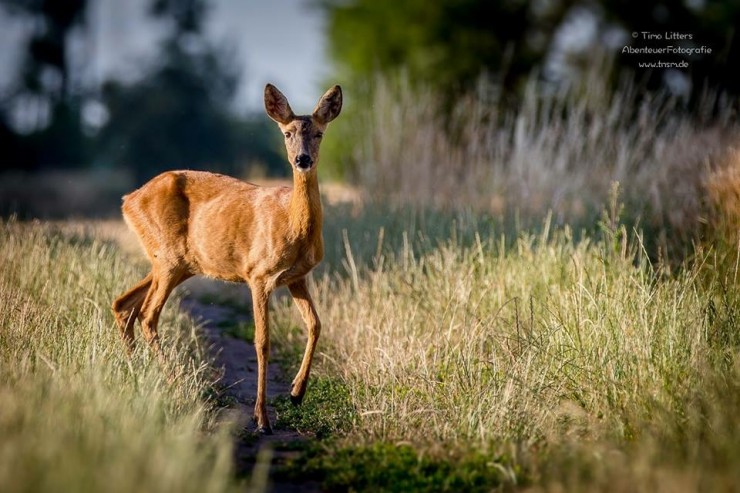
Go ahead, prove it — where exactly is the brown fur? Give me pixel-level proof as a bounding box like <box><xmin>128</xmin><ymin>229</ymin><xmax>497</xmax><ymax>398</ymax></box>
<box><xmin>111</xmin><ymin>84</ymin><xmax>342</xmax><ymax>434</ymax></box>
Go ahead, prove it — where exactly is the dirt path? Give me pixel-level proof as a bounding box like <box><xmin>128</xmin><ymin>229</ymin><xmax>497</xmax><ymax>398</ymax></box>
<box><xmin>179</xmin><ymin>284</ymin><xmax>320</xmax><ymax>492</ymax></box>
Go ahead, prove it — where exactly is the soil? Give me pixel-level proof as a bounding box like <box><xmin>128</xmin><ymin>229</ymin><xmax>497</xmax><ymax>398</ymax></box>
<box><xmin>179</xmin><ymin>281</ymin><xmax>321</xmax><ymax>493</ymax></box>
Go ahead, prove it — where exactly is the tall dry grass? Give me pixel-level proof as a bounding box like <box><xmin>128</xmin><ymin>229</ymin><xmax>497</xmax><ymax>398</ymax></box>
<box><xmin>0</xmin><ymin>220</ymin><xmax>239</xmax><ymax>493</ymax></box>
<box><xmin>705</xmin><ymin>146</ymin><xmax>740</xmax><ymax>244</ymax></box>
<box><xmin>272</xmin><ymin>201</ymin><xmax>740</xmax><ymax>490</ymax></box>
<box><xmin>338</xmin><ymin>71</ymin><xmax>738</xmax><ymax>246</ymax></box>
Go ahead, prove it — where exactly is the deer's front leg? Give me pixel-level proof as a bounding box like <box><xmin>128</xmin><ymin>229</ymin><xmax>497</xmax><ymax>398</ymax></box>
<box><xmin>251</xmin><ymin>284</ymin><xmax>273</xmax><ymax>434</ymax></box>
<box><xmin>287</xmin><ymin>278</ymin><xmax>321</xmax><ymax>406</ymax></box>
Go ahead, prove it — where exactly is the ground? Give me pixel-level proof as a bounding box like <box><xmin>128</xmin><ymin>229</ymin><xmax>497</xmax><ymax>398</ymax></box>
<box><xmin>180</xmin><ymin>281</ymin><xmax>320</xmax><ymax>492</ymax></box>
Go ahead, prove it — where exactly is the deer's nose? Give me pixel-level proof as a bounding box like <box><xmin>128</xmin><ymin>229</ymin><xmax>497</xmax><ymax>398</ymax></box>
<box><xmin>295</xmin><ymin>154</ymin><xmax>313</xmax><ymax>170</ymax></box>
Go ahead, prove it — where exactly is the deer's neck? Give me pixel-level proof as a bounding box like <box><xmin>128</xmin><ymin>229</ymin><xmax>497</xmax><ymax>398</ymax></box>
<box><xmin>289</xmin><ymin>171</ymin><xmax>323</xmax><ymax>240</ymax></box>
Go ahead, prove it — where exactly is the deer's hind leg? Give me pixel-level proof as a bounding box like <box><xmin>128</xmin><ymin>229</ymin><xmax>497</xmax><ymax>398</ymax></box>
<box><xmin>112</xmin><ymin>272</ymin><xmax>153</xmax><ymax>353</ymax></box>
<box><xmin>137</xmin><ymin>266</ymin><xmax>191</xmax><ymax>364</ymax></box>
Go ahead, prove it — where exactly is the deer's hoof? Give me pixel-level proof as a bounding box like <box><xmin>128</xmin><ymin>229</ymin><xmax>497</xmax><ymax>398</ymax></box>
<box><xmin>256</xmin><ymin>425</ymin><xmax>273</xmax><ymax>435</ymax></box>
<box><xmin>252</xmin><ymin>414</ymin><xmax>273</xmax><ymax>435</ymax></box>
<box><xmin>290</xmin><ymin>393</ymin><xmax>304</xmax><ymax>406</ymax></box>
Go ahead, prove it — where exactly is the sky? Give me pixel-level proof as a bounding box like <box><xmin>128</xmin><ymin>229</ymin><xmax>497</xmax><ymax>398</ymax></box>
<box><xmin>0</xmin><ymin>0</ymin><xmax>329</xmax><ymax>114</ymax></box>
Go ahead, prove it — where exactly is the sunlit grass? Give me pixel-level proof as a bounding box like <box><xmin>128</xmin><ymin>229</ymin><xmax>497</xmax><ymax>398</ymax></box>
<box><xmin>273</xmin><ymin>203</ymin><xmax>740</xmax><ymax>491</ymax></box>
<box><xmin>0</xmin><ymin>219</ymin><xmax>239</xmax><ymax>493</ymax></box>
<box><xmin>294</xmin><ymin>72</ymin><xmax>740</xmax><ymax>490</ymax></box>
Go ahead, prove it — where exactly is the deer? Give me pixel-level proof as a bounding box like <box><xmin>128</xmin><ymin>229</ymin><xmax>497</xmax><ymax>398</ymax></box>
<box><xmin>111</xmin><ymin>83</ymin><xmax>342</xmax><ymax>434</ymax></box>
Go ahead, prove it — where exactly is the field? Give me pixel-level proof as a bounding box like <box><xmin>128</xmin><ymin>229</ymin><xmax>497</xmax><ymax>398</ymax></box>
<box><xmin>2</xmin><ymin>77</ymin><xmax>740</xmax><ymax>492</ymax></box>
<box><xmin>0</xmin><ymin>220</ymin><xmax>238</xmax><ymax>492</ymax></box>
<box><xmin>273</xmin><ymin>201</ymin><xmax>740</xmax><ymax>491</ymax></box>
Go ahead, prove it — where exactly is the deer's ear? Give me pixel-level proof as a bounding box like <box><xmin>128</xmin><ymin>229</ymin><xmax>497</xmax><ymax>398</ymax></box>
<box><xmin>313</xmin><ymin>85</ymin><xmax>342</xmax><ymax>124</ymax></box>
<box><xmin>264</xmin><ymin>84</ymin><xmax>294</xmax><ymax>124</ymax></box>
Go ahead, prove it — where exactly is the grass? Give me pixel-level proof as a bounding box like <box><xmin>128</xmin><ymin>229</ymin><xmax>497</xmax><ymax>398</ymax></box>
<box><xmin>286</xmin><ymin>73</ymin><xmax>740</xmax><ymax>490</ymax></box>
<box><xmin>7</xmin><ymin>204</ymin><xmax>739</xmax><ymax>492</ymax></box>
<box><xmin>270</xmin><ymin>197</ymin><xmax>740</xmax><ymax>491</ymax></box>
<box><xmin>287</xmin><ymin>442</ymin><xmax>515</xmax><ymax>493</ymax></box>
<box><xmin>218</xmin><ymin>319</ymin><xmax>255</xmax><ymax>342</ymax></box>
<box><xmin>328</xmin><ymin>70</ymin><xmax>739</xmax><ymax>253</ymax></box>
<box><xmin>4</xmin><ymin>68</ymin><xmax>740</xmax><ymax>491</ymax></box>
<box><xmin>4</xmin><ymin>195</ymin><xmax>740</xmax><ymax>491</ymax></box>
<box><xmin>273</xmin><ymin>377</ymin><xmax>356</xmax><ymax>439</ymax></box>
<box><xmin>0</xmin><ymin>219</ymin><xmax>240</xmax><ymax>493</ymax></box>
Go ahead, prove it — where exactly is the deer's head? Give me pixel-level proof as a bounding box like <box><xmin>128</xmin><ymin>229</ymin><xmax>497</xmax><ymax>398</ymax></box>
<box><xmin>264</xmin><ymin>84</ymin><xmax>342</xmax><ymax>174</ymax></box>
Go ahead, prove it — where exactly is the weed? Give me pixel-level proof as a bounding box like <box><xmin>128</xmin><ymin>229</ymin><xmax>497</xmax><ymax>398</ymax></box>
<box><xmin>273</xmin><ymin>377</ymin><xmax>357</xmax><ymax>439</ymax></box>
<box><xmin>291</xmin><ymin>442</ymin><xmax>516</xmax><ymax>492</ymax></box>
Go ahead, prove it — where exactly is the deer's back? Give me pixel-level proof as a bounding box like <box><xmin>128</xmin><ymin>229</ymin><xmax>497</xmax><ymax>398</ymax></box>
<box><xmin>122</xmin><ymin>170</ymin><xmax>293</xmax><ymax>282</ymax></box>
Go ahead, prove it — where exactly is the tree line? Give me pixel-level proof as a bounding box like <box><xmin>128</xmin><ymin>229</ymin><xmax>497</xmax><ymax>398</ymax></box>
<box><xmin>0</xmin><ymin>0</ymin><xmax>283</xmax><ymax>183</ymax></box>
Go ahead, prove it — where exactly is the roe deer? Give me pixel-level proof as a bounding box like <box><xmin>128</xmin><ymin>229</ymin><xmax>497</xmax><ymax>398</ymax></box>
<box><xmin>111</xmin><ymin>84</ymin><xmax>342</xmax><ymax>434</ymax></box>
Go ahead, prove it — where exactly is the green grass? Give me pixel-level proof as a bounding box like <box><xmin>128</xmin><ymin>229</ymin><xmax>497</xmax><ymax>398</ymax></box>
<box><xmin>271</xmin><ymin>204</ymin><xmax>740</xmax><ymax>491</ymax></box>
<box><xmin>273</xmin><ymin>377</ymin><xmax>356</xmax><ymax>439</ymax></box>
<box><xmin>218</xmin><ymin>319</ymin><xmax>255</xmax><ymax>342</ymax></box>
<box><xmin>0</xmin><ymin>219</ymin><xmax>240</xmax><ymax>493</ymax></box>
<box><xmin>287</xmin><ymin>442</ymin><xmax>516</xmax><ymax>493</ymax></box>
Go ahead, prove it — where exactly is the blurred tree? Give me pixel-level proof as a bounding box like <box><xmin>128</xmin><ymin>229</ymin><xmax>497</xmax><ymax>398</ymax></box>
<box><xmin>320</xmin><ymin>0</ymin><xmax>739</xmax><ymax>105</ymax></box>
<box><xmin>316</xmin><ymin>0</ymin><xmax>575</xmax><ymax>179</ymax></box>
<box><xmin>318</xmin><ymin>0</ymin><xmax>739</xmax><ymax>180</ymax></box>
<box><xmin>0</xmin><ymin>0</ymin><xmax>90</xmax><ymax>170</ymax></box>
<box><xmin>98</xmin><ymin>42</ymin><xmax>241</xmax><ymax>183</ymax></box>
<box><xmin>1</xmin><ymin>0</ymin><xmax>87</xmax><ymax>105</ymax></box>
<box><xmin>604</xmin><ymin>0</ymin><xmax>740</xmax><ymax>107</ymax></box>
<box><xmin>98</xmin><ymin>0</ymin><xmax>284</xmax><ymax>184</ymax></box>
<box><xmin>321</xmin><ymin>0</ymin><xmax>572</xmax><ymax>97</ymax></box>
<box><xmin>0</xmin><ymin>118</ymin><xmax>30</xmax><ymax>168</ymax></box>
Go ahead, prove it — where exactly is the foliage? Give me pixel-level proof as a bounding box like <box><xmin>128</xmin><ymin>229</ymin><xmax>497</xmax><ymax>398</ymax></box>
<box><xmin>0</xmin><ymin>0</ymin><xmax>90</xmax><ymax>169</ymax></box>
<box><xmin>97</xmin><ymin>39</ymin><xmax>241</xmax><ymax>183</ymax></box>
<box><xmin>0</xmin><ymin>0</ymin><xmax>88</xmax><ymax>105</ymax></box>
<box><xmin>273</xmin><ymin>377</ymin><xmax>357</xmax><ymax>439</ymax></box>
<box><xmin>99</xmin><ymin>67</ymin><xmax>284</xmax><ymax>182</ymax></box>
<box><xmin>320</xmin><ymin>0</ymin><xmax>560</xmax><ymax>96</ymax></box>
<box><xmin>317</xmin><ymin>0</ymin><xmax>739</xmax><ymax>183</ymax></box>
<box><xmin>320</xmin><ymin>0</ymin><xmax>740</xmax><ymax>103</ymax></box>
<box><xmin>0</xmin><ymin>0</ymin><xmax>286</xmax><ymax>180</ymax></box>
<box><xmin>294</xmin><ymin>442</ymin><xmax>513</xmax><ymax>492</ymax></box>
<box><xmin>606</xmin><ymin>0</ymin><xmax>740</xmax><ymax>102</ymax></box>
<box><xmin>97</xmin><ymin>0</ymin><xmax>284</xmax><ymax>184</ymax></box>
<box><xmin>149</xmin><ymin>0</ymin><xmax>206</xmax><ymax>34</ymax></box>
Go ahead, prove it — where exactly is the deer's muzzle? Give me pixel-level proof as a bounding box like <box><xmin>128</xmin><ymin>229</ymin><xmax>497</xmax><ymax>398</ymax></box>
<box><xmin>295</xmin><ymin>154</ymin><xmax>314</xmax><ymax>171</ymax></box>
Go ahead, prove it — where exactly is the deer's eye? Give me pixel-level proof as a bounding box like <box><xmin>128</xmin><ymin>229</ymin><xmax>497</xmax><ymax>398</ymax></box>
<box><xmin>315</xmin><ymin>132</ymin><xmax>323</xmax><ymax>139</ymax></box>
<box><xmin>284</xmin><ymin>132</ymin><xmax>292</xmax><ymax>139</ymax></box>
